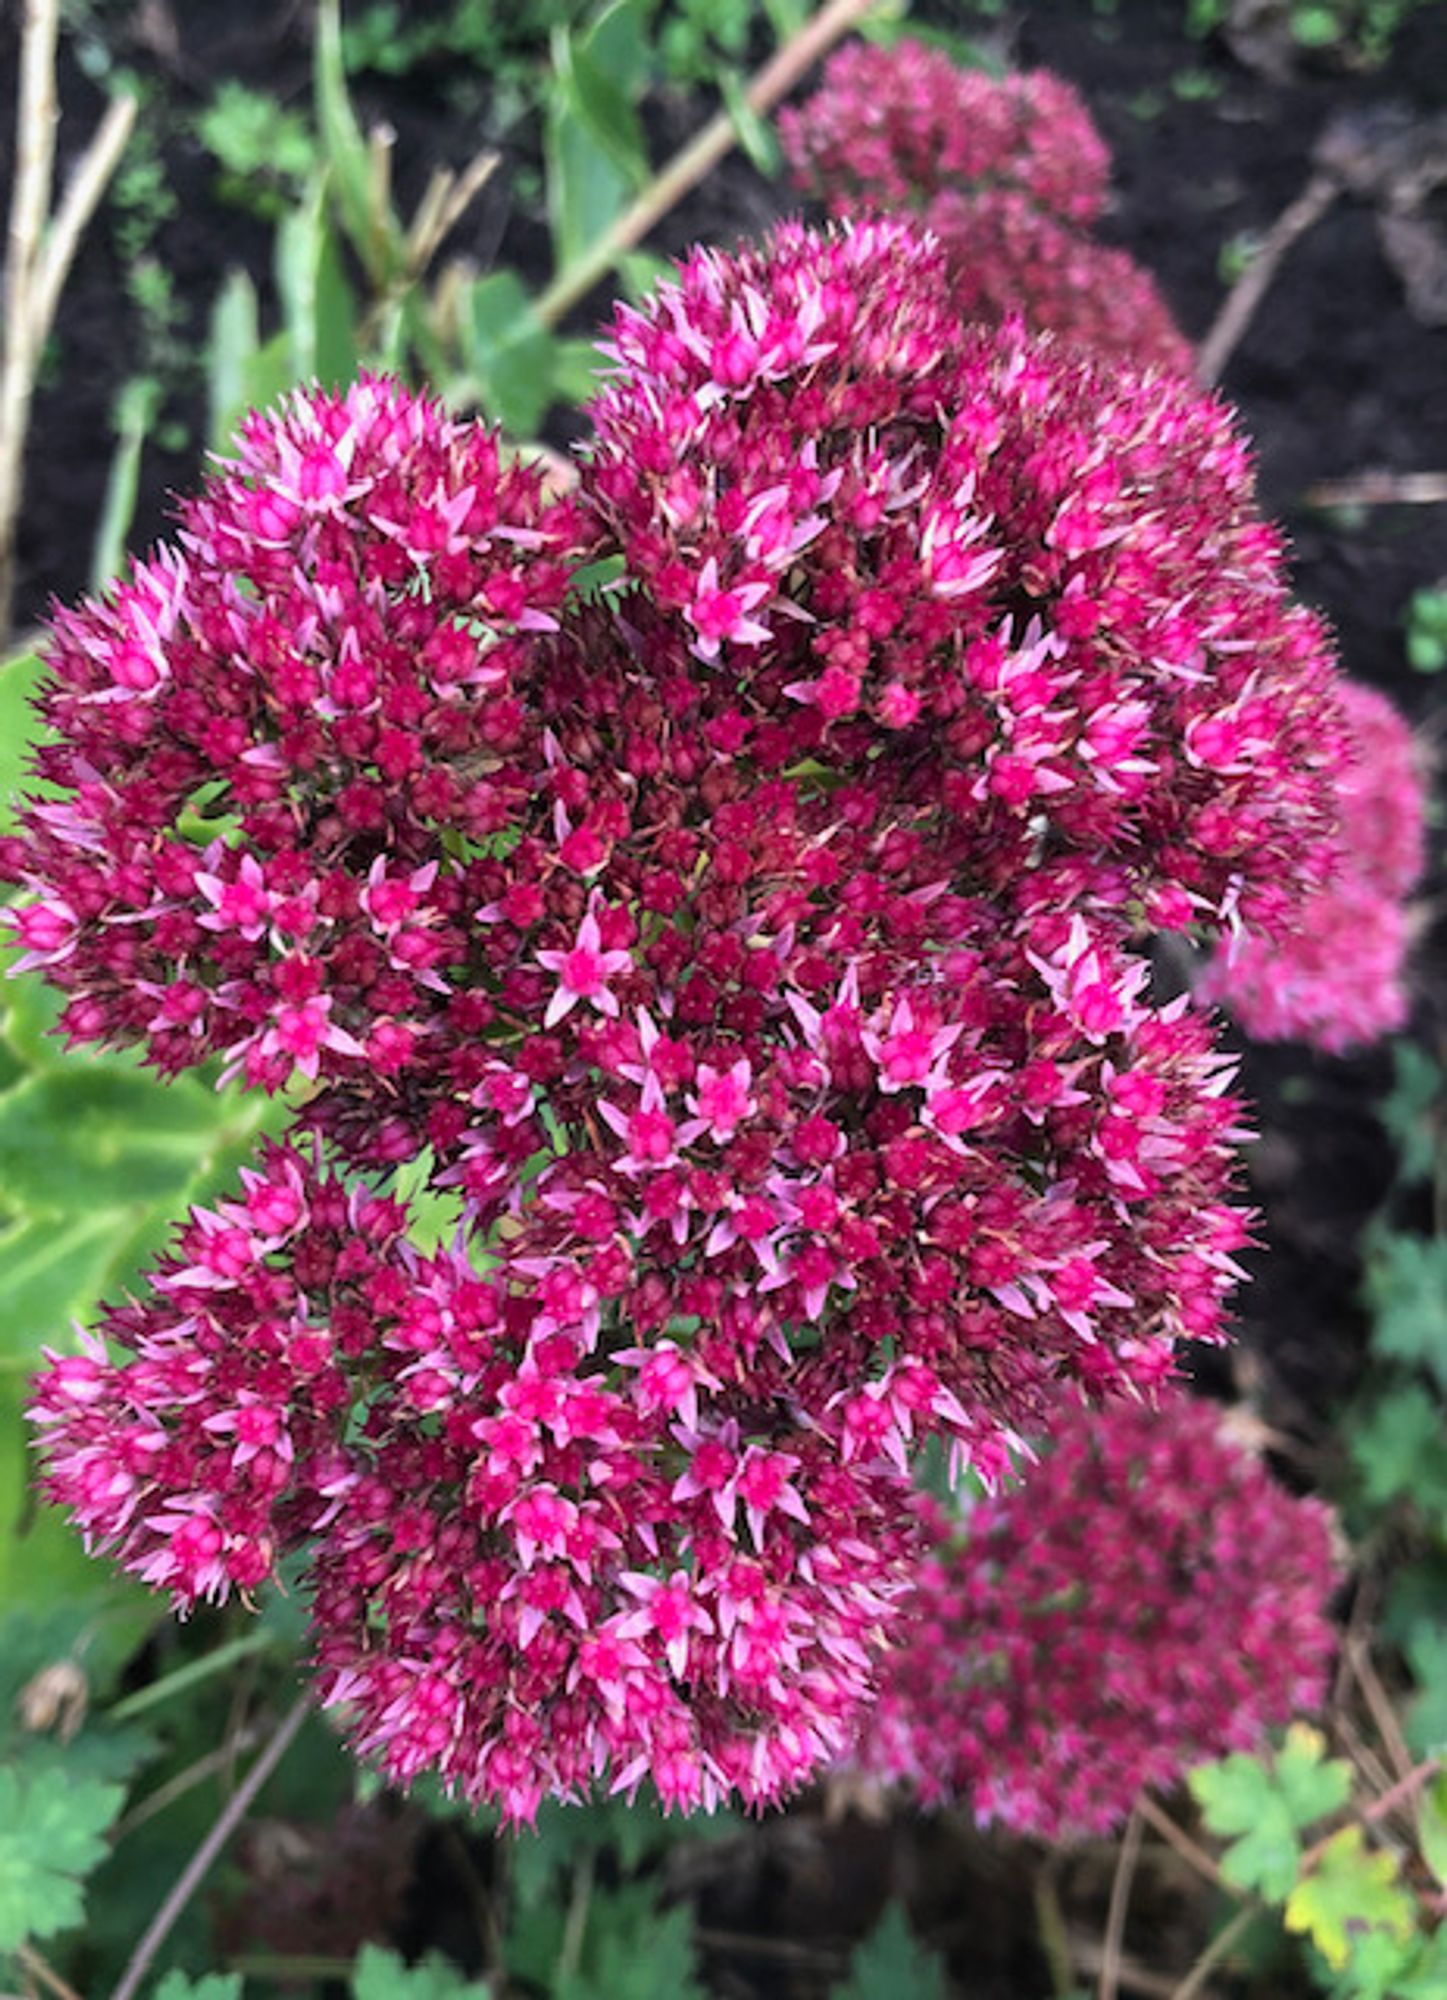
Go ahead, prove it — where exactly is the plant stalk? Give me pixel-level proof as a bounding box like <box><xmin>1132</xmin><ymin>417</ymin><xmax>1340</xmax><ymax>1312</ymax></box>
<box><xmin>107</xmin><ymin>1694</ymin><xmax>310</xmax><ymax>2000</ymax></box>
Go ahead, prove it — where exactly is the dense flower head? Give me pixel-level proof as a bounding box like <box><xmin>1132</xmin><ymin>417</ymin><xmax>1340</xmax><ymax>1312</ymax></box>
<box><xmin>780</xmin><ymin>44</ymin><xmax>1188</xmax><ymax>370</ymax></box>
<box><xmin>0</xmin><ymin>374</ymin><xmax>596</xmax><ymax>1088</ymax></box>
<box><xmin>1199</xmin><ymin>683</ymin><xmax>1428</xmax><ymax>1052</ymax></box>
<box><xmin>778</xmin><ymin>42</ymin><xmax>1111</xmax><ymax>224</ymax></box>
<box><xmin>588</xmin><ymin>218</ymin><xmax>1346</xmax><ymax>939</ymax></box>
<box><xmin>853</xmin><ymin>1393</ymin><xmax>1340</xmax><ymax>1839</ymax></box>
<box><xmin>926</xmin><ymin>189</ymin><xmax>1192</xmax><ymax>373</ymax></box>
<box><xmin>32</xmin><ymin>1141</ymin><xmax>921</xmax><ymax>1822</ymax></box>
<box><xmin>15</xmin><ymin>221</ymin><xmax>1357</xmax><ymax>1821</ymax></box>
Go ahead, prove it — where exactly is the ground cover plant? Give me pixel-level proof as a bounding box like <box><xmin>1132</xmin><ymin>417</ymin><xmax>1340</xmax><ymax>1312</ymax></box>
<box><xmin>0</xmin><ymin>1</ymin><xmax>1444</xmax><ymax>1996</ymax></box>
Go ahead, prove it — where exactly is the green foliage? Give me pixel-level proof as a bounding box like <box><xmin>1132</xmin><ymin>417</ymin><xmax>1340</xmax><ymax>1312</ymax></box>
<box><xmin>0</xmin><ymin>1766</ymin><xmax>125</xmax><ymax>1954</ymax></box>
<box><xmin>195</xmin><ymin>83</ymin><xmax>319</xmax><ymax>218</ymax></box>
<box><xmin>1377</xmin><ymin>1042</ymin><xmax>1443</xmax><ymax>1190</ymax></box>
<box><xmin>152</xmin><ymin>1975</ymin><xmax>245</xmax><ymax>2000</ymax></box>
<box><xmin>1349</xmin><ymin>1384</ymin><xmax>1447</xmax><ymax>1528</ymax></box>
<box><xmin>1362</xmin><ymin>1233</ymin><xmax>1447</xmax><ymax>1389</ymax></box>
<box><xmin>832</xmin><ymin>1902</ymin><xmax>948</xmax><ymax>2000</ymax></box>
<box><xmin>352</xmin><ymin>1944</ymin><xmax>491</xmax><ymax>1999</ymax></box>
<box><xmin>546</xmin><ymin>0</ymin><xmax>652</xmax><ymax>277</ymax></box>
<box><xmin>1406</xmin><ymin>586</ymin><xmax>1447</xmax><ymax>674</ymax></box>
<box><xmin>1284</xmin><ymin>1827</ymin><xmax>1414</xmax><ymax>1971</ymax></box>
<box><xmin>1190</xmin><ymin>1724</ymin><xmax>1352</xmax><ymax>1900</ymax></box>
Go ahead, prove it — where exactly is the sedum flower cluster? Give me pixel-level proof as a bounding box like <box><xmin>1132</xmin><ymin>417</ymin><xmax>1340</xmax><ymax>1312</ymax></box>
<box><xmin>1200</xmin><ymin>681</ymin><xmax>1427</xmax><ymax>1053</ymax></box>
<box><xmin>14</xmin><ymin>218</ymin><xmax>1349</xmax><ymax>1821</ymax></box>
<box><xmin>780</xmin><ymin>40</ymin><xmax>1191</xmax><ymax>371</ymax></box>
<box><xmin>853</xmin><ymin>1392</ymin><xmax>1340</xmax><ymax>1839</ymax></box>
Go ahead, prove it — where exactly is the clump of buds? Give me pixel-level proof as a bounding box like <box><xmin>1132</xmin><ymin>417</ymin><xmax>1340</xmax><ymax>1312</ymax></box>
<box><xmin>1199</xmin><ymin>682</ymin><xmax>1427</xmax><ymax>1053</ymax></box>
<box><xmin>14</xmin><ymin>216</ymin><xmax>1350</xmax><ymax>1821</ymax></box>
<box><xmin>854</xmin><ymin>1393</ymin><xmax>1340</xmax><ymax>1839</ymax></box>
<box><xmin>780</xmin><ymin>40</ymin><xmax>1191</xmax><ymax>370</ymax></box>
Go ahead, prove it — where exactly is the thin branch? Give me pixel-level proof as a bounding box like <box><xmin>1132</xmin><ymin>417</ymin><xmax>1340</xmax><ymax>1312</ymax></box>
<box><xmin>1305</xmin><ymin>469</ymin><xmax>1447</xmax><ymax>509</ymax></box>
<box><xmin>535</xmin><ymin>0</ymin><xmax>876</xmax><ymax>329</ymax></box>
<box><xmin>1099</xmin><ymin>1805</ymin><xmax>1145</xmax><ymax>2000</ymax></box>
<box><xmin>1195</xmin><ymin>170</ymin><xmax>1339</xmax><ymax>388</ymax></box>
<box><xmin>0</xmin><ymin>0</ymin><xmax>61</xmax><ymax>643</ymax></box>
<box><xmin>29</xmin><ymin>91</ymin><xmax>137</xmax><ymax>342</ymax></box>
<box><xmin>15</xmin><ymin>1947</ymin><xmax>82</xmax><ymax>2000</ymax></box>
<box><xmin>1135</xmin><ymin>1795</ymin><xmax>1227</xmax><ymax>1890</ymax></box>
<box><xmin>107</xmin><ymin>1694</ymin><xmax>310</xmax><ymax>2000</ymax></box>
<box><xmin>1170</xmin><ymin>1903</ymin><xmax>1255</xmax><ymax>2000</ymax></box>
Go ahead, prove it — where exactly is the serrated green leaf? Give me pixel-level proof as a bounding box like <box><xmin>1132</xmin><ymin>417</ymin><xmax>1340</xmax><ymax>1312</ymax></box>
<box><xmin>351</xmin><ymin>1943</ymin><xmax>491</xmax><ymax>1999</ymax></box>
<box><xmin>1364</xmin><ymin>1235</ymin><xmax>1447</xmax><ymax>1388</ymax></box>
<box><xmin>0</xmin><ymin>1764</ymin><xmax>124</xmax><ymax>1950</ymax></box>
<box><xmin>152</xmin><ymin>1973</ymin><xmax>244</xmax><ymax>2000</ymax></box>
<box><xmin>1285</xmin><ymin>1827</ymin><xmax>1414</xmax><ymax>1971</ymax></box>
<box><xmin>464</xmin><ymin>272</ymin><xmax>557</xmax><ymax>438</ymax></box>
<box><xmin>1349</xmin><ymin>1384</ymin><xmax>1447</xmax><ymax>1526</ymax></box>
<box><xmin>1379</xmin><ymin>1042</ymin><xmax>1443</xmax><ymax>1188</ymax></box>
<box><xmin>1190</xmin><ymin>1726</ymin><xmax>1352</xmax><ymax>1901</ymax></box>
<box><xmin>832</xmin><ymin>1902</ymin><xmax>947</xmax><ymax>2000</ymax></box>
<box><xmin>561</xmin><ymin>1894</ymin><xmax>703</xmax><ymax>2000</ymax></box>
<box><xmin>0</xmin><ymin>1067</ymin><xmax>229</xmax><ymax>1214</ymax></box>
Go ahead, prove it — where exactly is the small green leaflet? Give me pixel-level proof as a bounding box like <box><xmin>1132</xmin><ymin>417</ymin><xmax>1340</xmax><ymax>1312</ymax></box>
<box><xmin>0</xmin><ymin>1764</ymin><xmax>124</xmax><ymax>1951</ymax></box>
<box><xmin>1189</xmin><ymin>1724</ymin><xmax>1352</xmax><ymax>1902</ymax></box>
<box><xmin>1284</xmin><ymin>1827</ymin><xmax>1414</xmax><ymax>1972</ymax></box>
<box><xmin>351</xmin><ymin>1944</ymin><xmax>491</xmax><ymax>1999</ymax></box>
<box><xmin>1363</xmin><ymin>1234</ymin><xmax>1447</xmax><ymax>1389</ymax></box>
<box><xmin>832</xmin><ymin>1902</ymin><xmax>947</xmax><ymax>2000</ymax></box>
<box><xmin>151</xmin><ymin>1975</ymin><xmax>244</xmax><ymax>2000</ymax></box>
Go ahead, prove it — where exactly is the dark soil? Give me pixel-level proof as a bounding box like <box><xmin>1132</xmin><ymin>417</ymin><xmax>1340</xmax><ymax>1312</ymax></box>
<box><xmin>3</xmin><ymin>0</ymin><xmax>1445</xmax><ymax>1993</ymax></box>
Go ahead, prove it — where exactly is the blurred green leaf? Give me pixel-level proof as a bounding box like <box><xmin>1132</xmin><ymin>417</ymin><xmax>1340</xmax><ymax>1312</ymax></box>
<box><xmin>719</xmin><ymin>68</ymin><xmax>779</xmax><ymax>176</ymax></box>
<box><xmin>1349</xmin><ymin>1384</ymin><xmax>1447</xmax><ymax>1527</ymax></box>
<box><xmin>314</xmin><ymin>0</ymin><xmax>397</xmax><ymax>286</ymax></box>
<box><xmin>832</xmin><ymin>1902</ymin><xmax>947</xmax><ymax>2000</ymax></box>
<box><xmin>0</xmin><ymin>1210</ymin><xmax>135</xmax><ymax>1362</ymax></box>
<box><xmin>1191</xmin><ymin>1725</ymin><xmax>1352</xmax><ymax>1901</ymax></box>
<box><xmin>1285</xmin><ymin>1827</ymin><xmax>1413</xmax><ymax>1971</ymax></box>
<box><xmin>208</xmin><ymin>269</ymin><xmax>262</xmax><ymax>449</ymax></box>
<box><xmin>1379</xmin><ymin>1041</ymin><xmax>1443</xmax><ymax>1187</ymax></box>
<box><xmin>465</xmin><ymin>271</ymin><xmax>557</xmax><ymax>437</ymax></box>
<box><xmin>1406</xmin><ymin>1626</ymin><xmax>1447</xmax><ymax>1756</ymax></box>
<box><xmin>152</xmin><ymin>1974</ymin><xmax>245</xmax><ymax>2000</ymax></box>
<box><xmin>0</xmin><ymin>652</ymin><xmax>53</xmax><ymax>837</ymax></box>
<box><xmin>1365</xmin><ymin>1234</ymin><xmax>1447</xmax><ymax>1388</ymax></box>
<box><xmin>0</xmin><ymin>1763</ymin><xmax>124</xmax><ymax>1951</ymax></box>
<box><xmin>92</xmin><ymin>377</ymin><xmax>162</xmax><ymax>592</ymax></box>
<box><xmin>276</xmin><ymin>177</ymin><xmax>360</xmax><ymax>390</ymax></box>
<box><xmin>0</xmin><ymin>1067</ymin><xmax>229</xmax><ymax>1214</ymax></box>
<box><xmin>545</xmin><ymin>4</ymin><xmax>650</xmax><ymax>280</ymax></box>
<box><xmin>1418</xmin><ymin>1771</ymin><xmax>1447</xmax><ymax>1889</ymax></box>
<box><xmin>352</xmin><ymin>1944</ymin><xmax>491</xmax><ymax>1999</ymax></box>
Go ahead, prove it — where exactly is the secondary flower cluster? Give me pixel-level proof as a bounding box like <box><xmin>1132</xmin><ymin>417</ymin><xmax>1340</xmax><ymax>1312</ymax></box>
<box><xmin>1200</xmin><ymin>682</ymin><xmax>1427</xmax><ymax>1053</ymax></box>
<box><xmin>780</xmin><ymin>40</ymin><xmax>1190</xmax><ymax>371</ymax></box>
<box><xmin>853</xmin><ymin>1392</ymin><xmax>1340</xmax><ymax>1839</ymax></box>
<box><xmin>16</xmin><ymin>219</ymin><xmax>1349</xmax><ymax>1819</ymax></box>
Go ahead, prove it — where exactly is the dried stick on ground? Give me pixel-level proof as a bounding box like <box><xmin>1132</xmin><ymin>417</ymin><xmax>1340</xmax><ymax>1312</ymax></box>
<box><xmin>0</xmin><ymin>0</ymin><xmax>137</xmax><ymax>643</ymax></box>
<box><xmin>1195</xmin><ymin>170</ymin><xmax>1340</xmax><ymax>387</ymax></box>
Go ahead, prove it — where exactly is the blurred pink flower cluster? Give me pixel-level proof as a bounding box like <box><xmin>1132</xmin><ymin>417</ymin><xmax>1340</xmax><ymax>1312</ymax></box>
<box><xmin>780</xmin><ymin>40</ymin><xmax>1191</xmax><ymax>371</ymax></box>
<box><xmin>1200</xmin><ymin>682</ymin><xmax>1427</xmax><ymax>1053</ymax></box>
<box><xmin>14</xmin><ymin>218</ymin><xmax>1350</xmax><ymax>1820</ymax></box>
<box><xmin>853</xmin><ymin>1392</ymin><xmax>1340</xmax><ymax>1838</ymax></box>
